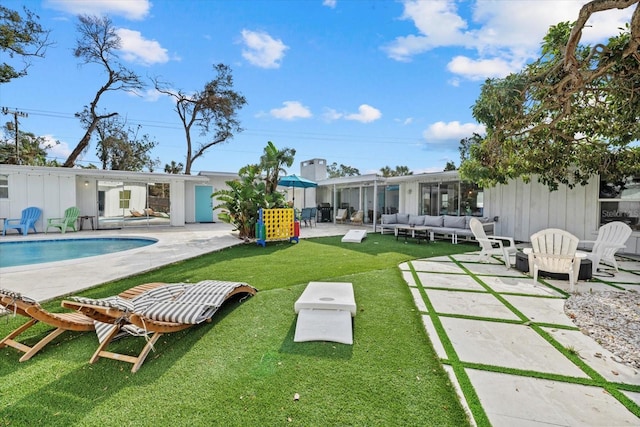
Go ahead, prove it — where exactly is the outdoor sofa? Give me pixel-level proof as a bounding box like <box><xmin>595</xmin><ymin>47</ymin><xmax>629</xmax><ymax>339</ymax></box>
<box><xmin>380</xmin><ymin>213</ymin><xmax>495</xmax><ymax>244</ymax></box>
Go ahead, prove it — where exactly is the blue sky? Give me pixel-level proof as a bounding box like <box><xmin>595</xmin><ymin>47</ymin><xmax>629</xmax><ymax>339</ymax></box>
<box><xmin>1</xmin><ymin>0</ymin><xmax>634</xmax><ymax>175</ymax></box>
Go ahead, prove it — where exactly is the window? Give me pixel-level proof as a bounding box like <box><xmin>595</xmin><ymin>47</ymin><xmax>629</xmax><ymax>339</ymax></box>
<box><xmin>599</xmin><ymin>177</ymin><xmax>640</xmax><ymax>232</ymax></box>
<box><xmin>119</xmin><ymin>189</ymin><xmax>131</xmax><ymax>209</ymax></box>
<box><xmin>460</xmin><ymin>182</ymin><xmax>483</xmax><ymax>216</ymax></box>
<box><xmin>0</xmin><ymin>175</ymin><xmax>7</xmax><ymax>199</ymax></box>
<box><xmin>419</xmin><ymin>181</ymin><xmax>484</xmax><ymax>216</ymax></box>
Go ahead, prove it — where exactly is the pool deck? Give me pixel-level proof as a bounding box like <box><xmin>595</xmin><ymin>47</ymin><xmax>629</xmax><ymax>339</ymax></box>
<box><xmin>0</xmin><ymin>222</ymin><xmax>350</xmax><ymax>301</ymax></box>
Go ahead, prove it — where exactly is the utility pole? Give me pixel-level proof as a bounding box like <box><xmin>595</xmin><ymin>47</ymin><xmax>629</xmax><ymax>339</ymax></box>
<box><xmin>1</xmin><ymin>107</ymin><xmax>29</xmax><ymax>164</ymax></box>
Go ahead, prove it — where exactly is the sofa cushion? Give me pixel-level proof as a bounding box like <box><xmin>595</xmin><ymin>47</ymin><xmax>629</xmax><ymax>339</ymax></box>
<box><xmin>423</xmin><ymin>215</ymin><xmax>443</xmax><ymax>227</ymax></box>
<box><xmin>443</xmin><ymin>215</ymin><xmax>466</xmax><ymax>229</ymax></box>
<box><xmin>408</xmin><ymin>215</ymin><xmax>424</xmax><ymax>226</ymax></box>
<box><xmin>381</xmin><ymin>214</ymin><xmax>397</xmax><ymax>224</ymax></box>
<box><xmin>396</xmin><ymin>213</ymin><xmax>410</xmax><ymax>224</ymax></box>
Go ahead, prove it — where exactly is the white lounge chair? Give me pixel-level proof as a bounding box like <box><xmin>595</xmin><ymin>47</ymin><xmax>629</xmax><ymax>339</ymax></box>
<box><xmin>530</xmin><ymin>229</ymin><xmax>580</xmax><ymax>292</ymax></box>
<box><xmin>579</xmin><ymin>221</ymin><xmax>632</xmax><ymax>276</ymax></box>
<box><xmin>469</xmin><ymin>218</ymin><xmax>517</xmax><ymax>268</ymax></box>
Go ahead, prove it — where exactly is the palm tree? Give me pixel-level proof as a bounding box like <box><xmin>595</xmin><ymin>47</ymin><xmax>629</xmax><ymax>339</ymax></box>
<box><xmin>259</xmin><ymin>141</ymin><xmax>296</xmax><ymax>194</ymax></box>
<box><xmin>164</xmin><ymin>160</ymin><xmax>184</xmax><ymax>174</ymax></box>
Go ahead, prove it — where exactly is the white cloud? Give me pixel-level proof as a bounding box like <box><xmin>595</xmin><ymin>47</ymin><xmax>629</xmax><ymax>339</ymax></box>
<box><xmin>385</xmin><ymin>0</ymin><xmax>636</xmax><ymax>81</ymax></box>
<box><xmin>447</xmin><ymin>55</ymin><xmax>520</xmax><ymax>80</ymax></box>
<box><xmin>344</xmin><ymin>104</ymin><xmax>382</xmax><ymax>123</ymax></box>
<box><xmin>382</xmin><ymin>0</ymin><xmax>470</xmax><ymax>61</ymax></box>
<box><xmin>45</xmin><ymin>0</ymin><xmax>151</xmax><ymax>20</ymax></box>
<box><xmin>423</xmin><ymin>121</ymin><xmax>485</xmax><ymax>141</ymax></box>
<box><xmin>128</xmin><ymin>88</ymin><xmax>164</xmax><ymax>102</ymax></box>
<box><xmin>322</xmin><ymin>108</ymin><xmax>343</xmax><ymax>122</ymax></box>
<box><xmin>323</xmin><ymin>0</ymin><xmax>337</xmax><ymax>9</ymax></box>
<box><xmin>241</xmin><ymin>29</ymin><xmax>289</xmax><ymax>69</ymax></box>
<box><xmin>270</xmin><ymin>101</ymin><xmax>312</xmax><ymax>120</ymax></box>
<box><xmin>43</xmin><ymin>135</ymin><xmax>71</xmax><ymax>160</ymax></box>
<box><xmin>116</xmin><ymin>29</ymin><xmax>169</xmax><ymax>66</ymax></box>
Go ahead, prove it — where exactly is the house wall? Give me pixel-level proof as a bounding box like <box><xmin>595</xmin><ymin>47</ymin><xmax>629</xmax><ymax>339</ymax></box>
<box><xmin>195</xmin><ymin>173</ymin><xmax>241</xmax><ymax>222</ymax></box>
<box><xmin>76</xmin><ymin>179</ymin><xmax>97</xmax><ymax>217</ymax></box>
<box><xmin>0</xmin><ymin>165</ymin><xmax>212</xmax><ymax>229</ymax></box>
<box><xmin>0</xmin><ymin>168</ymin><xmax>76</xmax><ymax>232</ymax></box>
<box><xmin>170</xmin><ymin>180</ymin><xmax>185</xmax><ymax>226</ymax></box>
<box><xmin>484</xmin><ymin>176</ymin><xmax>639</xmax><ymax>254</ymax></box>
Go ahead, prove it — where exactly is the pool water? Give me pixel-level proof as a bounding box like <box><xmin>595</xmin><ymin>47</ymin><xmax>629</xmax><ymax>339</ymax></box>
<box><xmin>0</xmin><ymin>237</ymin><xmax>158</xmax><ymax>268</ymax></box>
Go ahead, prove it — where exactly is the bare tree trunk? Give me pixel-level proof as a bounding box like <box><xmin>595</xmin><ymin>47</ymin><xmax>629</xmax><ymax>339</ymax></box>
<box><xmin>63</xmin><ymin>112</ymin><xmax>117</xmax><ymax>167</ymax></box>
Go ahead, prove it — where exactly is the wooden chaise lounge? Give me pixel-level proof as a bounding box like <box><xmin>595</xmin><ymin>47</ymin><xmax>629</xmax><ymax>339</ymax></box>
<box><xmin>62</xmin><ymin>280</ymin><xmax>257</xmax><ymax>372</ymax></box>
<box><xmin>0</xmin><ymin>283</ymin><xmax>166</xmax><ymax>362</ymax></box>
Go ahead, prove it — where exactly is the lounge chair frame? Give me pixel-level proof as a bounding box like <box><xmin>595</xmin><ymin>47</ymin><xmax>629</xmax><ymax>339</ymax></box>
<box><xmin>0</xmin><ymin>283</ymin><xmax>166</xmax><ymax>362</ymax></box>
<box><xmin>62</xmin><ymin>282</ymin><xmax>257</xmax><ymax>372</ymax></box>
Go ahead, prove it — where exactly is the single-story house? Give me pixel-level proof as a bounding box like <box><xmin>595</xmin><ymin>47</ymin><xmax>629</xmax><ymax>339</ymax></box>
<box><xmin>1</xmin><ymin>161</ymin><xmax>638</xmax><ymax>255</ymax></box>
<box><xmin>300</xmin><ymin>159</ymin><xmax>639</xmax><ymax>254</ymax></box>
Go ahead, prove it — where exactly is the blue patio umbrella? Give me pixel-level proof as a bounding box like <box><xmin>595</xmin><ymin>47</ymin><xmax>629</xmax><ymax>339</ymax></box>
<box><xmin>278</xmin><ymin>174</ymin><xmax>317</xmax><ymax>204</ymax></box>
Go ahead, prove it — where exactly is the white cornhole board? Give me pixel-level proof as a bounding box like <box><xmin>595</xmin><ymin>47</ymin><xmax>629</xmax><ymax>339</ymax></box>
<box><xmin>341</xmin><ymin>229</ymin><xmax>367</xmax><ymax>243</ymax></box>
<box><xmin>294</xmin><ymin>282</ymin><xmax>356</xmax><ymax>345</ymax></box>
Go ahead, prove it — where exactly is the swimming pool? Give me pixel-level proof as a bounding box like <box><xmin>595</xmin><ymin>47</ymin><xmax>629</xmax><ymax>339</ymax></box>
<box><xmin>0</xmin><ymin>237</ymin><xmax>158</xmax><ymax>268</ymax></box>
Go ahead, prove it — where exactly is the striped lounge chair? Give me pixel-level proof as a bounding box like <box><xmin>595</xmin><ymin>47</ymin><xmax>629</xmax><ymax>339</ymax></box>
<box><xmin>0</xmin><ymin>283</ymin><xmax>166</xmax><ymax>362</ymax></box>
<box><xmin>62</xmin><ymin>280</ymin><xmax>257</xmax><ymax>372</ymax></box>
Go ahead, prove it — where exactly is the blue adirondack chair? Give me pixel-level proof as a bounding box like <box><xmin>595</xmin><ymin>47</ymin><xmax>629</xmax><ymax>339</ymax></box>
<box><xmin>2</xmin><ymin>207</ymin><xmax>42</xmax><ymax>236</ymax></box>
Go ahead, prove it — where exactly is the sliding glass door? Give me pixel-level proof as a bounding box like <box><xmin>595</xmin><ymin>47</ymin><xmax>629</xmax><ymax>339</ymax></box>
<box><xmin>97</xmin><ymin>180</ymin><xmax>170</xmax><ymax>228</ymax></box>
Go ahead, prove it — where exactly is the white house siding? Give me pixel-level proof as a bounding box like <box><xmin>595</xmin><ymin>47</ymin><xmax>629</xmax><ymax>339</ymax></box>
<box><xmin>483</xmin><ymin>177</ymin><xmax>640</xmax><ymax>255</ymax></box>
<box><xmin>169</xmin><ymin>179</ymin><xmax>185</xmax><ymax>226</ymax></box>
<box><xmin>0</xmin><ymin>169</ymin><xmax>76</xmax><ymax>232</ymax></box>
<box><xmin>0</xmin><ymin>165</ymin><xmax>212</xmax><ymax>229</ymax></box>
<box><xmin>76</xmin><ymin>178</ymin><xmax>97</xmax><ymax>218</ymax></box>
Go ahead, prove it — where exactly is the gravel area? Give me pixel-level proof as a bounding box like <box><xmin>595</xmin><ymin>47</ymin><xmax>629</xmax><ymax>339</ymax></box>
<box><xmin>565</xmin><ymin>291</ymin><xmax>640</xmax><ymax>369</ymax></box>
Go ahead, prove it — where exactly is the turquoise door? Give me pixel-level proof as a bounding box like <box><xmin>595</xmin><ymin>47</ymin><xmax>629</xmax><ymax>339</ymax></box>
<box><xmin>195</xmin><ymin>186</ymin><xmax>214</xmax><ymax>222</ymax></box>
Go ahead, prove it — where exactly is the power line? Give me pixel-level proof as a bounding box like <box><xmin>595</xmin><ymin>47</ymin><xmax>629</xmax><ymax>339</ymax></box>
<box><xmin>10</xmin><ymin>107</ymin><xmax>427</xmax><ymax>147</ymax></box>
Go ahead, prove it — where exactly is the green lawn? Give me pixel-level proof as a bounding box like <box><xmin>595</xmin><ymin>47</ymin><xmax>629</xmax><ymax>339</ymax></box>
<box><xmin>0</xmin><ymin>234</ymin><xmax>477</xmax><ymax>426</ymax></box>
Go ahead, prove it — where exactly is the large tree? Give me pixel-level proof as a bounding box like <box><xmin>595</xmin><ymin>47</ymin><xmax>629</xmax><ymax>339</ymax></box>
<box><xmin>95</xmin><ymin>116</ymin><xmax>157</xmax><ymax>171</ymax></box>
<box><xmin>154</xmin><ymin>64</ymin><xmax>247</xmax><ymax>174</ymax></box>
<box><xmin>0</xmin><ymin>123</ymin><xmax>58</xmax><ymax>166</ymax></box>
<box><xmin>460</xmin><ymin>0</ymin><xmax>640</xmax><ymax>190</ymax></box>
<box><xmin>63</xmin><ymin>15</ymin><xmax>145</xmax><ymax>168</ymax></box>
<box><xmin>0</xmin><ymin>5</ymin><xmax>51</xmax><ymax>84</ymax></box>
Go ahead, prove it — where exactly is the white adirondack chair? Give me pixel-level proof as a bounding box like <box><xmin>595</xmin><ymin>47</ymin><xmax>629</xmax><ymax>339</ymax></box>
<box><xmin>469</xmin><ymin>218</ymin><xmax>517</xmax><ymax>268</ymax></box>
<box><xmin>580</xmin><ymin>221</ymin><xmax>632</xmax><ymax>275</ymax></box>
<box><xmin>530</xmin><ymin>228</ymin><xmax>580</xmax><ymax>292</ymax></box>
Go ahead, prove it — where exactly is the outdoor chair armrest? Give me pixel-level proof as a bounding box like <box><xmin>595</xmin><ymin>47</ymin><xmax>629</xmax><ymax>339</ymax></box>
<box><xmin>478</xmin><ymin>237</ymin><xmax>504</xmax><ymax>248</ymax></box>
<box><xmin>488</xmin><ymin>235</ymin><xmax>515</xmax><ymax>246</ymax></box>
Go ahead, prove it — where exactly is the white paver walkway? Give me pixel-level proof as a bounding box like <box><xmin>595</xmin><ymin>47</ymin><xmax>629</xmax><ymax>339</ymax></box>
<box><xmin>401</xmin><ymin>253</ymin><xmax>640</xmax><ymax>426</ymax></box>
